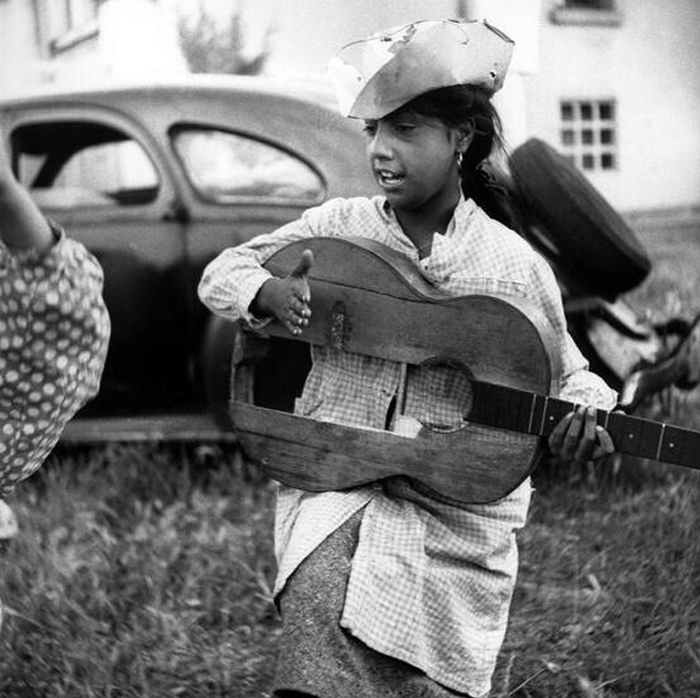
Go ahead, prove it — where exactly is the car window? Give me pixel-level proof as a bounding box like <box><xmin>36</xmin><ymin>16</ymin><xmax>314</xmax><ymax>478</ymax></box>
<box><xmin>12</xmin><ymin>120</ymin><xmax>160</xmax><ymax>209</ymax></box>
<box><xmin>172</xmin><ymin>127</ymin><xmax>324</xmax><ymax>203</ymax></box>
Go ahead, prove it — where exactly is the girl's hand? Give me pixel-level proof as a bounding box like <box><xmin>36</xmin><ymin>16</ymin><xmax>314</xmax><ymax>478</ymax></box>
<box><xmin>252</xmin><ymin>249</ymin><xmax>313</xmax><ymax>335</ymax></box>
<box><xmin>548</xmin><ymin>405</ymin><xmax>615</xmax><ymax>466</ymax></box>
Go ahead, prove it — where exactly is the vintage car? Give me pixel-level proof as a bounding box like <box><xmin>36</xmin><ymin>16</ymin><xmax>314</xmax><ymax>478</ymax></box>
<box><xmin>0</xmin><ymin>76</ymin><xmax>376</xmax><ymax>439</ymax></box>
<box><xmin>1</xmin><ymin>78</ymin><xmax>697</xmax><ymax>443</ymax></box>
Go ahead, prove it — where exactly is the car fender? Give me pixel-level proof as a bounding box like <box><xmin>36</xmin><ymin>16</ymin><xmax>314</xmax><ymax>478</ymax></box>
<box><xmin>199</xmin><ymin>314</ymin><xmax>240</xmax><ymax>430</ymax></box>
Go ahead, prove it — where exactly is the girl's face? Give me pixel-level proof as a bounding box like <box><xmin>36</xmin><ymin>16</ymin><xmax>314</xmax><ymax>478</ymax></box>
<box><xmin>363</xmin><ymin>110</ymin><xmax>465</xmax><ymax>215</ymax></box>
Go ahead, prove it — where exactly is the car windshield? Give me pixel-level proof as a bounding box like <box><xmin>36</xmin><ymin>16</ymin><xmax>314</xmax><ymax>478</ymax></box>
<box><xmin>172</xmin><ymin>128</ymin><xmax>325</xmax><ymax>203</ymax></box>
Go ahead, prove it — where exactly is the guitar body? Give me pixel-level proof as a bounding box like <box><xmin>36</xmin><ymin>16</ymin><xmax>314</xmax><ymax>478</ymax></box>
<box><xmin>230</xmin><ymin>237</ymin><xmax>563</xmax><ymax>505</ymax></box>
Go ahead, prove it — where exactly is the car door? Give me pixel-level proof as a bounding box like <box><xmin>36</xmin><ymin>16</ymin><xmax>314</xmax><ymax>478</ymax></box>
<box><xmin>6</xmin><ymin>104</ymin><xmax>193</xmax><ymax>414</ymax></box>
<box><xmin>168</xmin><ymin>122</ymin><xmax>329</xmax><ymax>420</ymax></box>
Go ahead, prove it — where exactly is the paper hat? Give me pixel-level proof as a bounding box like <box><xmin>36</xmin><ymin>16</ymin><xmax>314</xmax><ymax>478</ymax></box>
<box><xmin>328</xmin><ymin>19</ymin><xmax>515</xmax><ymax>119</ymax></box>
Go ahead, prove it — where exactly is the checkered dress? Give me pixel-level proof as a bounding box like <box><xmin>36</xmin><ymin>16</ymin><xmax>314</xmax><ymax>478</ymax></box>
<box><xmin>0</xmin><ymin>225</ymin><xmax>110</xmax><ymax>499</ymax></box>
<box><xmin>199</xmin><ymin>196</ymin><xmax>617</xmax><ymax>696</ymax></box>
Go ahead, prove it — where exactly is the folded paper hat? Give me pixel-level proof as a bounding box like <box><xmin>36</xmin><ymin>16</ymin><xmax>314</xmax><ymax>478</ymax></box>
<box><xmin>329</xmin><ymin>19</ymin><xmax>515</xmax><ymax>120</ymax></box>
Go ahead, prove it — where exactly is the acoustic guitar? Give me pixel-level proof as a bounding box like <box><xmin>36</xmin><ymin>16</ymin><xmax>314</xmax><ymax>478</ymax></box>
<box><xmin>229</xmin><ymin>237</ymin><xmax>700</xmax><ymax>506</ymax></box>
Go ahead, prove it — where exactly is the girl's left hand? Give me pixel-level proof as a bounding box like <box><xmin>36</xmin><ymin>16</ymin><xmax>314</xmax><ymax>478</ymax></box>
<box><xmin>548</xmin><ymin>405</ymin><xmax>615</xmax><ymax>465</ymax></box>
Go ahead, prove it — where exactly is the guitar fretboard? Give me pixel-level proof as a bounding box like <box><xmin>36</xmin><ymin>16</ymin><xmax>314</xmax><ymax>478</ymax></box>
<box><xmin>470</xmin><ymin>382</ymin><xmax>700</xmax><ymax>469</ymax></box>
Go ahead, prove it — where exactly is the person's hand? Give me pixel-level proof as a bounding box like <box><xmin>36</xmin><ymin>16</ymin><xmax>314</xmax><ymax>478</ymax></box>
<box><xmin>548</xmin><ymin>405</ymin><xmax>615</xmax><ymax>466</ymax></box>
<box><xmin>252</xmin><ymin>249</ymin><xmax>313</xmax><ymax>335</ymax></box>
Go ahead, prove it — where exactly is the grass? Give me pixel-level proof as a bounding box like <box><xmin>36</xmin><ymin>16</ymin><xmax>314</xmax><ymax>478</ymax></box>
<box><xmin>494</xmin><ymin>473</ymin><xmax>700</xmax><ymax>697</ymax></box>
<box><xmin>1</xmin><ymin>213</ymin><xmax>699</xmax><ymax>697</ymax></box>
<box><xmin>0</xmin><ymin>445</ymin><xmax>281</xmax><ymax>697</ymax></box>
<box><xmin>1</xmin><ymin>446</ymin><xmax>698</xmax><ymax>697</ymax></box>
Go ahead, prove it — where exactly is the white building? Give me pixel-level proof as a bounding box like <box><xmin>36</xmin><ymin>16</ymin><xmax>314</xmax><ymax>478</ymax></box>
<box><xmin>0</xmin><ymin>0</ymin><xmax>698</xmax><ymax>214</ymax></box>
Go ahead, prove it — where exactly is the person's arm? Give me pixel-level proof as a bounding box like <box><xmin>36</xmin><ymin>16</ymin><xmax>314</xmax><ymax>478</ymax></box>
<box><xmin>0</xmin><ymin>133</ymin><xmax>111</xmax><ymax>499</ymax></box>
<box><xmin>525</xmin><ymin>257</ymin><xmax>618</xmax><ymax>465</ymax></box>
<box><xmin>0</xmin><ymin>133</ymin><xmax>53</xmax><ymax>254</ymax></box>
<box><xmin>198</xmin><ymin>216</ymin><xmax>319</xmax><ymax>332</ymax></box>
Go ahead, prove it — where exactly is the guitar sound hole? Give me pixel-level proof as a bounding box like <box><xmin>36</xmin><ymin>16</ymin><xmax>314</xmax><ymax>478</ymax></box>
<box><xmin>253</xmin><ymin>337</ymin><xmax>312</xmax><ymax>413</ymax></box>
<box><xmin>406</xmin><ymin>356</ymin><xmax>474</xmax><ymax>434</ymax></box>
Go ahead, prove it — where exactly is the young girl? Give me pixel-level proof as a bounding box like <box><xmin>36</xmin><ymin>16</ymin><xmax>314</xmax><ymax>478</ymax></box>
<box><xmin>199</xmin><ymin>19</ymin><xmax>616</xmax><ymax>698</ymax></box>
<box><xmin>0</xmin><ymin>134</ymin><xmax>110</xmax><ymax>496</ymax></box>
<box><xmin>0</xmin><ymin>129</ymin><xmax>110</xmax><ymax>626</ymax></box>
<box><xmin>0</xmin><ymin>135</ymin><xmax>110</xmax><ymax>502</ymax></box>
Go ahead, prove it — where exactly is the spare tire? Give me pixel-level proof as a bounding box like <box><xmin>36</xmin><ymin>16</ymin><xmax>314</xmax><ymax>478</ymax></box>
<box><xmin>509</xmin><ymin>138</ymin><xmax>651</xmax><ymax>299</ymax></box>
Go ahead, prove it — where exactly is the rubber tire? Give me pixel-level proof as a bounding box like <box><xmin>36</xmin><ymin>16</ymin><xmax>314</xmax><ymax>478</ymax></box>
<box><xmin>509</xmin><ymin>138</ymin><xmax>651</xmax><ymax>299</ymax></box>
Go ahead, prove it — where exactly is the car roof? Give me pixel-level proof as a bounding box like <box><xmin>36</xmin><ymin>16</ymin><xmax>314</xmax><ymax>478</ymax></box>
<box><xmin>0</xmin><ymin>74</ymin><xmax>339</xmax><ymax>111</ymax></box>
<box><xmin>0</xmin><ymin>74</ymin><xmax>375</xmax><ymax>200</ymax></box>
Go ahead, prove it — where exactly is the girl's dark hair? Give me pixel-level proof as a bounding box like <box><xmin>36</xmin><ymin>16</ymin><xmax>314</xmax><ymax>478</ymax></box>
<box><xmin>403</xmin><ymin>85</ymin><xmax>523</xmax><ymax>233</ymax></box>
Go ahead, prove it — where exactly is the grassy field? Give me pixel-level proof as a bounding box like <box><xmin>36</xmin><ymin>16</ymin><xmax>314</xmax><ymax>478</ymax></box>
<box><xmin>0</xmin><ymin>213</ymin><xmax>699</xmax><ymax>697</ymax></box>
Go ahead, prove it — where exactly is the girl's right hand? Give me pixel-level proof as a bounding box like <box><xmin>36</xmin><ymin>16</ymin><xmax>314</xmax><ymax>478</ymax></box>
<box><xmin>252</xmin><ymin>249</ymin><xmax>313</xmax><ymax>335</ymax></box>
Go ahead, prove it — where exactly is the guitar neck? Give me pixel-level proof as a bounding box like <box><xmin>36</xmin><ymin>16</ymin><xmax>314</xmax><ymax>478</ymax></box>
<box><xmin>470</xmin><ymin>382</ymin><xmax>700</xmax><ymax>469</ymax></box>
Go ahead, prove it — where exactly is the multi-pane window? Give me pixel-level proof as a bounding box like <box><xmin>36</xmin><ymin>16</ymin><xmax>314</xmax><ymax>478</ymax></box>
<box><xmin>560</xmin><ymin>99</ymin><xmax>617</xmax><ymax>171</ymax></box>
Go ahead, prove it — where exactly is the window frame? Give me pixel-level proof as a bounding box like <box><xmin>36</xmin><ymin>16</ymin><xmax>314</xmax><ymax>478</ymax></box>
<box><xmin>563</xmin><ymin>0</ymin><xmax>615</xmax><ymax>9</ymax></box>
<box><xmin>169</xmin><ymin>123</ymin><xmax>327</xmax><ymax>207</ymax></box>
<box><xmin>48</xmin><ymin>0</ymin><xmax>100</xmax><ymax>55</ymax></box>
<box><xmin>549</xmin><ymin>0</ymin><xmax>622</xmax><ymax>26</ymax></box>
<box><xmin>7</xmin><ymin>107</ymin><xmax>176</xmax><ymax>224</ymax></box>
<box><xmin>13</xmin><ymin>118</ymin><xmax>162</xmax><ymax>208</ymax></box>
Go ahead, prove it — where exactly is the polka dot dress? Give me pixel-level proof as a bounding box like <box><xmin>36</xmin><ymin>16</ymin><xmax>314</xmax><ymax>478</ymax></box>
<box><xmin>0</xmin><ymin>223</ymin><xmax>110</xmax><ymax>499</ymax></box>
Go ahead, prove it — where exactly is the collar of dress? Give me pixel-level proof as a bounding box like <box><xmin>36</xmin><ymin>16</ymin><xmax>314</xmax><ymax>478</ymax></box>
<box><xmin>380</xmin><ymin>193</ymin><xmax>477</xmax><ymax>243</ymax></box>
